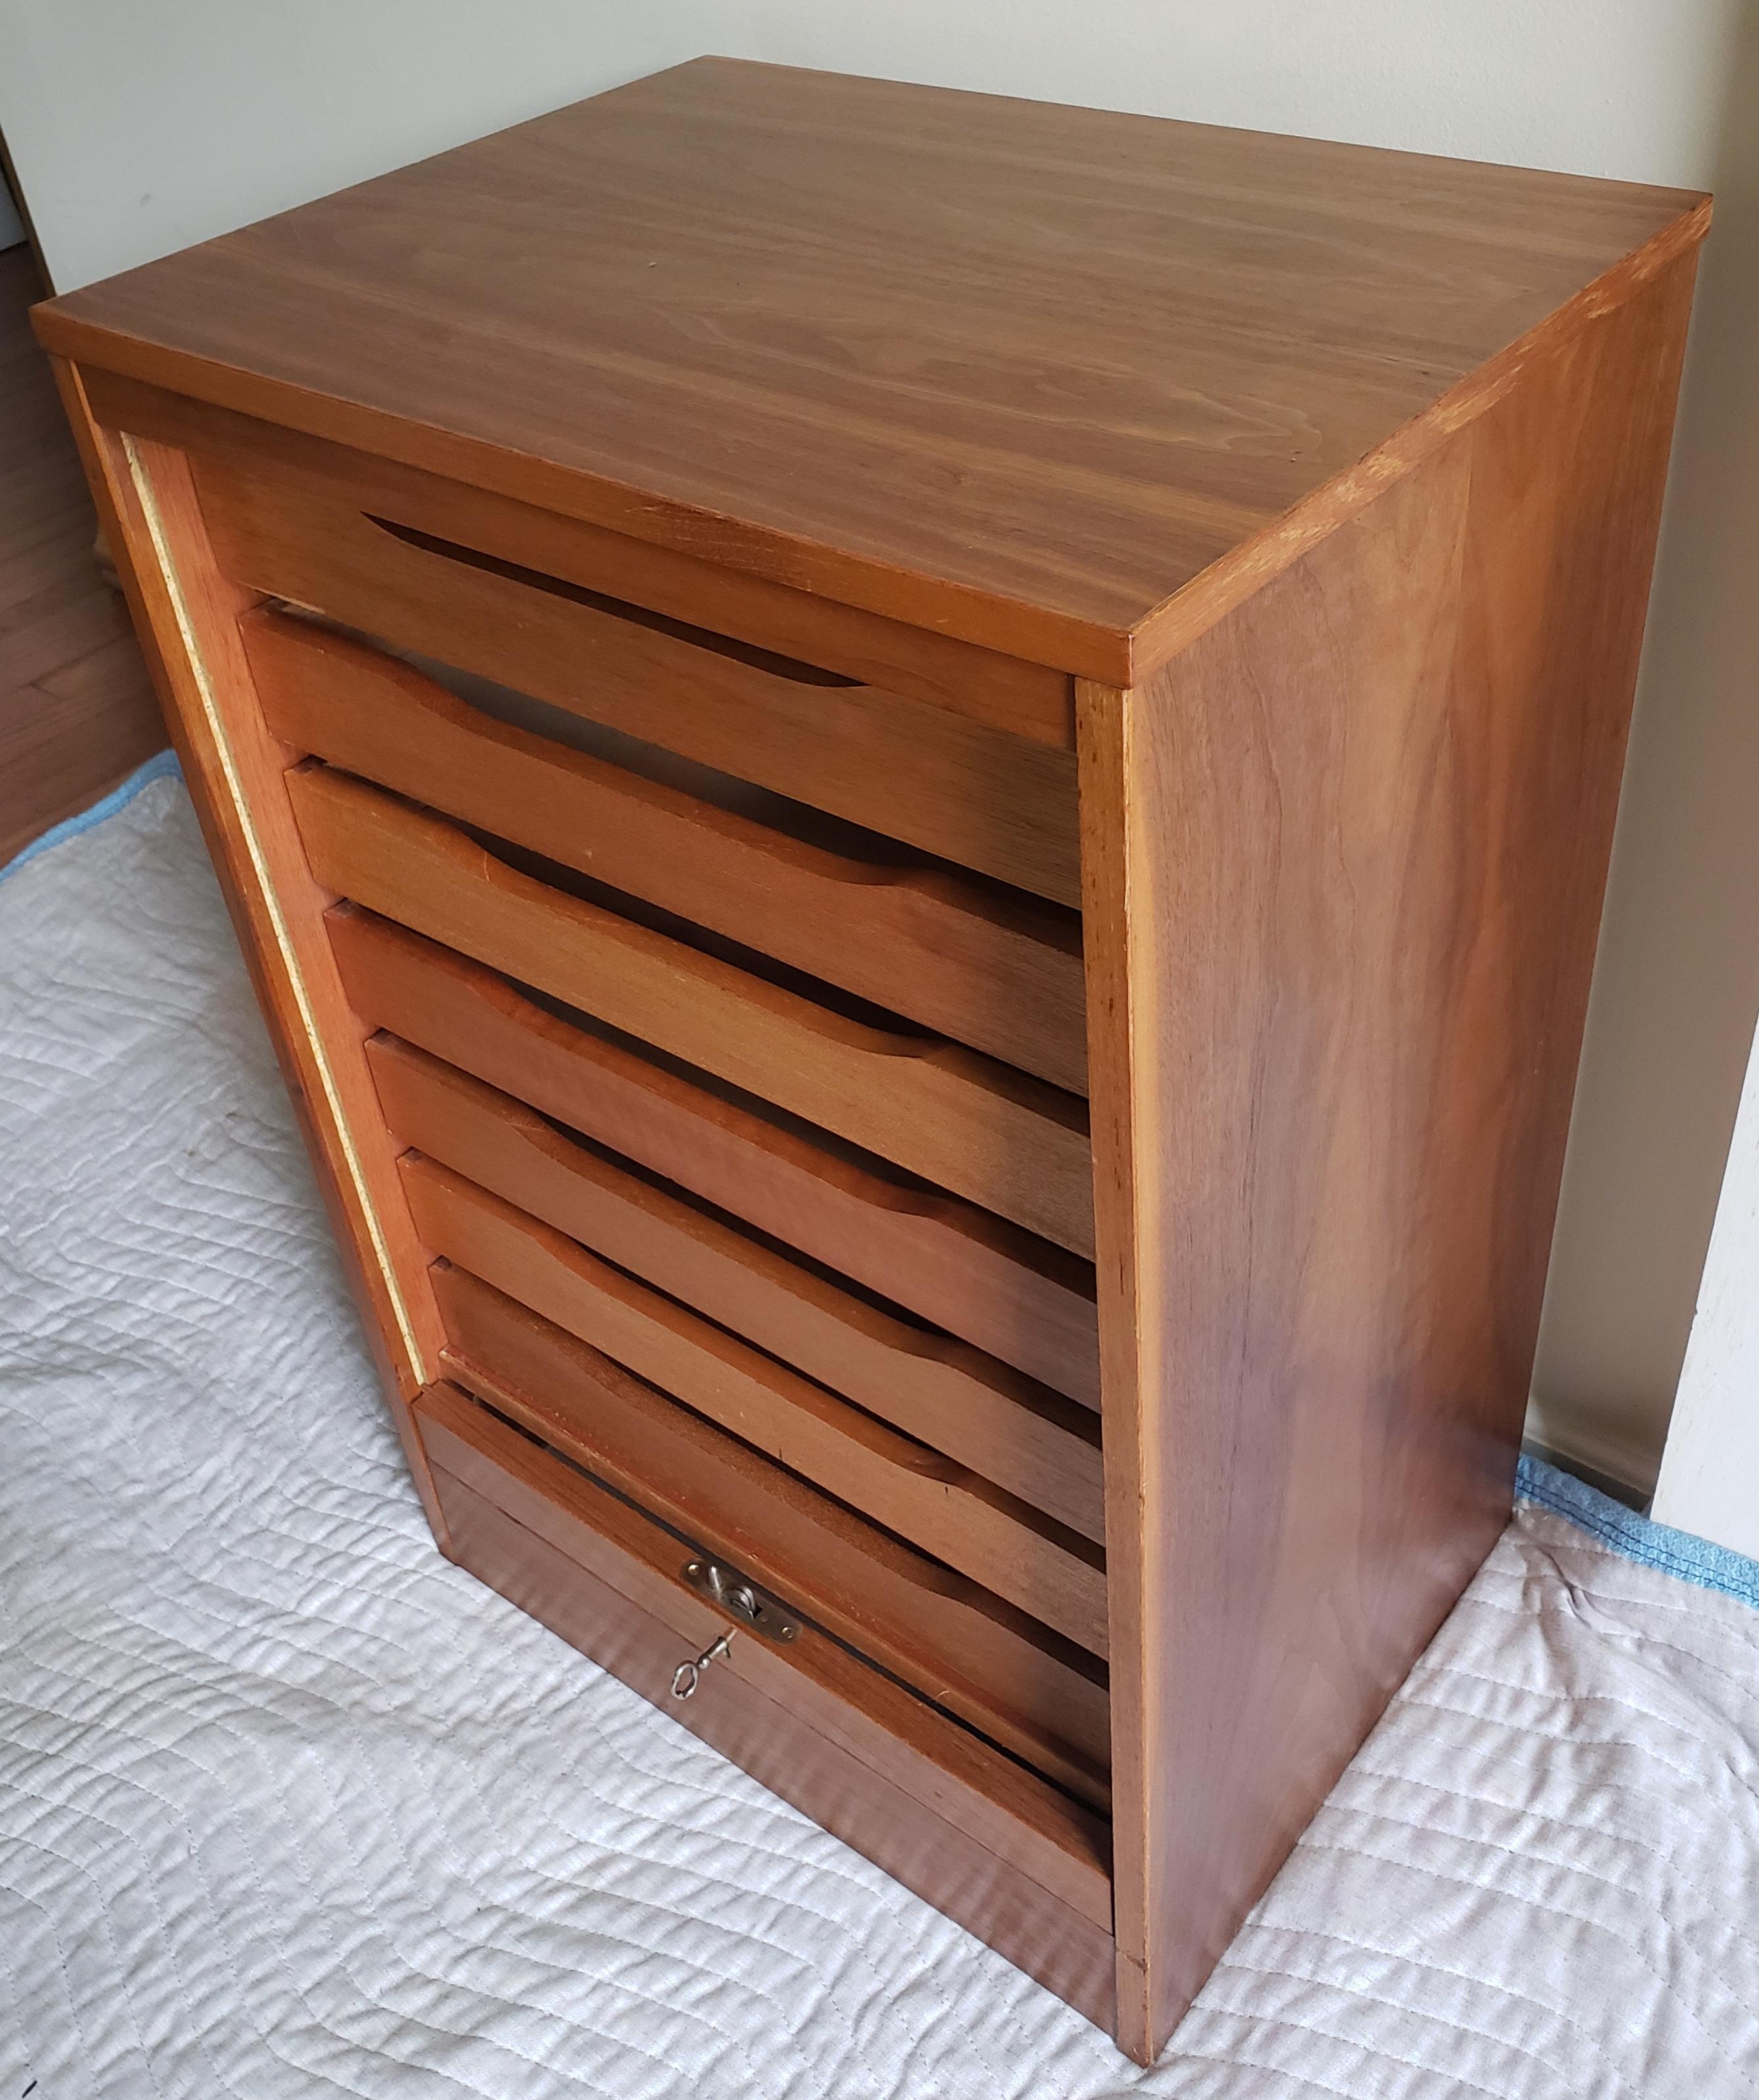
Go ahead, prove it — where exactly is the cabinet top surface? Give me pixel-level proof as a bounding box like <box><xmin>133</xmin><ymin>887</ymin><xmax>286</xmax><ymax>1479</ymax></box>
<box><xmin>39</xmin><ymin>58</ymin><xmax>1706</xmax><ymax>676</ymax></box>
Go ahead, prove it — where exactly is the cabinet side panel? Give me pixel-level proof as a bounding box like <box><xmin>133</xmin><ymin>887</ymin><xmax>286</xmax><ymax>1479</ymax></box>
<box><xmin>1085</xmin><ymin>250</ymin><xmax>1698</xmax><ymax>2062</ymax></box>
<box><xmin>51</xmin><ymin>359</ymin><xmax>451</xmax><ymax>1541</ymax></box>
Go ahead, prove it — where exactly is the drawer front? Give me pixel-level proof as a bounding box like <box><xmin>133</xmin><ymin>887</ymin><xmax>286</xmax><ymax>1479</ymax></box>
<box><xmin>414</xmin><ymin>1380</ymin><xmax>1114</xmax><ymax>1955</ymax></box>
<box><xmin>424</xmin><ymin>1286</ymin><xmax>1110</xmax><ymax>1811</ymax></box>
<box><xmin>429</xmin><ymin>1462</ymin><xmax>1117</xmax><ymax>2027</ymax></box>
<box><xmin>330</xmin><ymin>909</ymin><xmax>1101</xmax><ymax>1407</ymax></box>
<box><xmin>177</xmin><ymin>411</ymin><xmax>1114</xmax><ymax>1822</ymax></box>
<box><xmin>406</xmin><ymin>1156</ymin><xmax>1108</xmax><ymax>1662</ymax></box>
<box><xmin>191</xmin><ymin>437</ymin><xmax>1083</xmax><ymax>905</ymax></box>
<box><xmin>83</xmin><ymin>368</ymin><xmax>1076</xmax><ymax>745</ymax></box>
<box><xmin>287</xmin><ymin>760</ymin><xmax>1095</xmax><ymax>1257</ymax></box>
<box><xmin>370</xmin><ymin>1034</ymin><xmax>1105</xmax><ymax>1543</ymax></box>
<box><xmin>248</xmin><ymin>611</ymin><xmax>1087</xmax><ymax>1091</ymax></box>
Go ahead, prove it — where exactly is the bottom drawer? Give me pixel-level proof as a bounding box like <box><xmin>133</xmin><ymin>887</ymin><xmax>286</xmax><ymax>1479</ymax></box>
<box><xmin>417</xmin><ymin>1382</ymin><xmax>1117</xmax><ymax>2027</ymax></box>
<box><xmin>424</xmin><ymin>1276</ymin><xmax>1110</xmax><ymax>1806</ymax></box>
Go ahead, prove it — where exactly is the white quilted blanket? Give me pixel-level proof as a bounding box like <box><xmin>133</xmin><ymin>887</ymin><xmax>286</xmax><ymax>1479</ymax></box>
<box><xmin>3</xmin><ymin>762</ymin><xmax>1758</xmax><ymax>2100</ymax></box>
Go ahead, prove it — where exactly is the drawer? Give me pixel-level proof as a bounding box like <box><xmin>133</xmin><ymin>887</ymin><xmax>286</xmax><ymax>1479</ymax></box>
<box><xmin>405</xmin><ymin>1151</ymin><xmax>1107</xmax><ymax>1661</ymax></box>
<box><xmin>185</xmin><ymin>424</ymin><xmax>1083</xmax><ymax>905</ymax></box>
<box><xmin>286</xmin><ymin>760</ymin><xmax>1095</xmax><ymax>1256</ymax></box>
<box><xmin>414</xmin><ymin>1378</ymin><xmax>1118</xmax><ymax>2025</ymax></box>
<box><xmin>246</xmin><ymin>611</ymin><xmax>1087</xmax><ymax>1091</ymax></box>
<box><xmin>368</xmin><ymin>1033</ymin><xmax>1105</xmax><ymax>1543</ymax></box>
<box><xmin>101</xmin><ymin>343</ymin><xmax>1118</xmax><ymax>1978</ymax></box>
<box><xmin>83</xmin><ymin>368</ymin><xmax>1078</xmax><ymax>745</ymax></box>
<box><xmin>423</xmin><ymin>1279</ymin><xmax>1110</xmax><ymax>1810</ymax></box>
<box><xmin>330</xmin><ymin>908</ymin><xmax>1102</xmax><ymax>1406</ymax></box>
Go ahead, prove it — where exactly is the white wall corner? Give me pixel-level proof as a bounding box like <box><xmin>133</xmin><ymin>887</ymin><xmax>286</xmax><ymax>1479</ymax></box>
<box><xmin>1650</xmin><ymin>1007</ymin><xmax>1759</xmax><ymax>1556</ymax></box>
<box><xmin>1522</xmin><ymin>1393</ymin><xmax>1661</xmax><ymax>1509</ymax></box>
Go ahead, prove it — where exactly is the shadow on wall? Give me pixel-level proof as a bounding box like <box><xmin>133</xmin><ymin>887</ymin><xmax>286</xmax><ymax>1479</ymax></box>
<box><xmin>1531</xmin><ymin>0</ymin><xmax>1759</xmax><ymax>1493</ymax></box>
<box><xmin>0</xmin><ymin>151</ymin><xmax>26</xmax><ymax>251</ymax></box>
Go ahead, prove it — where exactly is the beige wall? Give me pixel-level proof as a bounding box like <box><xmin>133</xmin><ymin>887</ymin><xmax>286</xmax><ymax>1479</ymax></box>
<box><xmin>1526</xmin><ymin>7</ymin><xmax>1759</xmax><ymax>1493</ymax></box>
<box><xmin>4</xmin><ymin>1</ymin><xmax>1756</xmax><ymax>1493</ymax></box>
<box><xmin>0</xmin><ymin>4</ymin><xmax>1745</xmax><ymax>292</ymax></box>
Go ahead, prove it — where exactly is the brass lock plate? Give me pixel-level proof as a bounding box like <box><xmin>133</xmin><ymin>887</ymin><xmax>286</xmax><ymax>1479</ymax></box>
<box><xmin>681</xmin><ymin>1557</ymin><xmax>801</xmax><ymax>1643</ymax></box>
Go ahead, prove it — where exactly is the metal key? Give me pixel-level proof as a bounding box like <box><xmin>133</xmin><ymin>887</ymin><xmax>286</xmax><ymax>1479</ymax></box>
<box><xmin>669</xmin><ymin>1629</ymin><xmax>733</xmax><ymax>1701</ymax></box>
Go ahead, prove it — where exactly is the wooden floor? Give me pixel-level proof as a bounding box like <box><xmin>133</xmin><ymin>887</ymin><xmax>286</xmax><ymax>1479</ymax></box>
<box><xmin>1</xmin><ymin>242</ymin><xmax>166</xmax><ymax>869</ymax></box>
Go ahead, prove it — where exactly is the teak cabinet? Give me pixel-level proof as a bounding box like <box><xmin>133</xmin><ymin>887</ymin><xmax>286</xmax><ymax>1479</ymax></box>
<box><xmin>38</xmin><ymin>59</ymin><xmax>1707</xmax><ymax>2062</ymax></box>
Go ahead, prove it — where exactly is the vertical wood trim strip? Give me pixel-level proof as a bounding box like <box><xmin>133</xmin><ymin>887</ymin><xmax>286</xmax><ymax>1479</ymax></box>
<box><xmin>1076</xmin><ymin>676</ymin><xmax>1158</xmax><ymax>2062</ymax></box>
<box><xmin>53</xmin><ymin>357</ymin><xmax>451</xmax><ymax>1545</ymax></box>
<box><xmin>121</xmin><ymin>436</ymin><xmax>426</xmax><ymax>1381</ymax></box>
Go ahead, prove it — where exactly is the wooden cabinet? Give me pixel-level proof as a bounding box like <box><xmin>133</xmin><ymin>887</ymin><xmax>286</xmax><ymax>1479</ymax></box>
<box><xmin>36</xmin><ymin>58</ymin><xmax>1707</xmax><ymax>2063</ymax></box>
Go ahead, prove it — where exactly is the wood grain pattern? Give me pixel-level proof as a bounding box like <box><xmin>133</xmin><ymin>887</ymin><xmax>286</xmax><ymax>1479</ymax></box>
<box><xmin>1081</xmin><ymin>250</ymin><xmax>1700</xmax><ymax>2061</ymax></box>
<box><xmin>331</xmin><ymin>908</ymin><xmax>1102</xmax><ymax>1404</ymax></box>
<box><xmin>423</xmin><ymin>1292</ymin><xmax>1111</xmax><ymax>1807</ymax></box>
<box><xmin>370</xmin><ymin>1036</ymin><xmax>1105</xmax><ymax>1540</ymax></box>
<box><xmin>76</xmin><ymin>367</ymin><xmax>1075</xmax><ymax>741</ymax></box>
<box><xmin>194</xmin><ymin>444</ymin><xmax>1084</xmax><ymax>905</ymax></box>
<box><xmin>405</xmin><ymin>1153</ymin><xmax>1108</xmax><ymax>1659</ymax></box>
<box><xmin>289</xmin><ymin>764</ymin><xmax>1095</xmax><ymax>1255</ymax></box>
<box><xmin>250</xmin><ymin>610</ymin><xmax>1087</xmax><ymax>1088</ymax></box>
<box><xmin>36</xmin><ymin>63</ymin><xmax>1705</xmax><ymax>678</ymax></box>
<box><xmin>47</xmin><ymin>388</ymin><xmax>452</xmax><ymax>1547</ymax></box>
